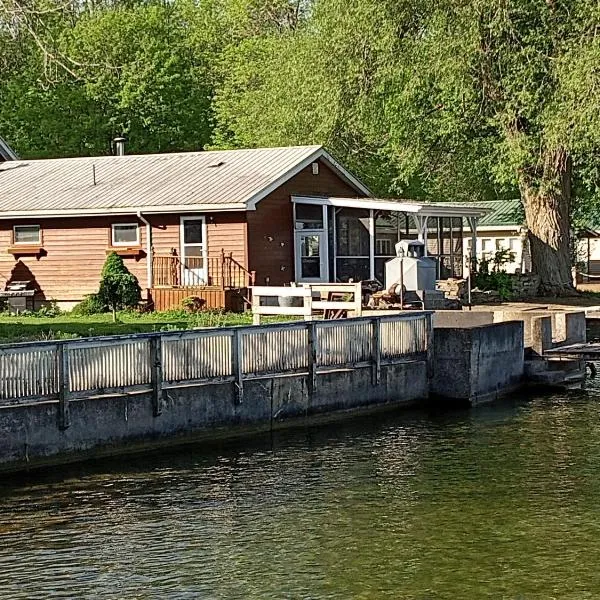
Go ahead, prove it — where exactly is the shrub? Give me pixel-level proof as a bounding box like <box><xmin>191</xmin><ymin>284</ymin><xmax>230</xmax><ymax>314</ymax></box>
<box><xmin>97</xmin><ymin>252</ymin><xmax>142</xmax><ymax>320</ymax></box>
<box><xmin>33</xmin><ymin>300</ymin><xmax>62</xmax><ymax>318</ymax></box>
<box><xmin>71</xmin><ymin>294</ymin><xmax>108</xmax><ymax>316</ymax></box>
<box><xmin>181</xmin><ymin>296</ymin><xmax>206</xmax><ymax>313</ymax></box>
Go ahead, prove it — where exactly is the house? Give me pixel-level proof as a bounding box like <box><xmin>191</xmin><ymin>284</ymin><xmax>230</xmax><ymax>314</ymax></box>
<box><xmin>0</xmin><ymin>145</ymin><xmax>488</xmax><ymax>310</ymax></box>
<box><xmin>461</xmin><ymin>198</ymin><xmax>600</xmax><ymax>281</ymax></box>
<box><xmin>461</xmin><ymin>199</ymin><xmax>528</xmax><ymax>274</ymax></box>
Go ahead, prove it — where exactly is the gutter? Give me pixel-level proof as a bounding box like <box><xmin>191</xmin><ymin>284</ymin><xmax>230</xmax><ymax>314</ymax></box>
<box><xmin>137</xmin><ymin>211</ymin><xmax>153</xmax><ymax>289</ymax></box>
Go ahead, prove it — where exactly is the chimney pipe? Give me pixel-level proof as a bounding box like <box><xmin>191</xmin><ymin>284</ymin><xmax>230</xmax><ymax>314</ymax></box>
<box><xmin>114</xmin><ymin>136</ymin><xmax>126</xmax><ymax>156</ymax></box>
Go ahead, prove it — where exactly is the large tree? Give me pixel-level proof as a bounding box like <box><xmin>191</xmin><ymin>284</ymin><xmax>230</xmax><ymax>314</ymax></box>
<box><xmin>215</xmin><ymin>0</ymin><xmax>600</xmax><ymax>294</ymax></box>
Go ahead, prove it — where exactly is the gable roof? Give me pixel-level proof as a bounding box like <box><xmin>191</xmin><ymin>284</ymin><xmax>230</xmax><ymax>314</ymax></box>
<box><xmin>0</xmin><ymin>137</ymin><xmax>18</xmax><ymax>162</ymax></box>
<box><xmin>0</xmin><ymin>145</ymin><xmax>371</xmax><ymax>218</ymax></box>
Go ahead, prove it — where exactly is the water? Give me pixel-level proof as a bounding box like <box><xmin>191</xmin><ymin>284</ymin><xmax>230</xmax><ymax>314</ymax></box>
<box><xmin>2</xmin><ymin>391</ymin><xmax>600</xmax><ymax>599</ymax></box>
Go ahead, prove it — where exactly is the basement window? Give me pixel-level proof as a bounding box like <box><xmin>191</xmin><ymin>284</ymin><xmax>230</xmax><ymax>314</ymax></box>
<box><xmin>112</xmin><ymin>223</ymin><xmax>140</xmax><ymax>246</ymax></box>
<box><xmin>13</xmin><ymin>224</ymin><xmax>41</xmax><ymax>245</ymax></box>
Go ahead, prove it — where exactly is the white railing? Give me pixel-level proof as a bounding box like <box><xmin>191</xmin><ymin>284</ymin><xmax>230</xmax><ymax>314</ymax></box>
<box><xmin>0</xmin><ymin>312</ymin><xmax>432</xmax><ymax>426</ymax></box>
<box><xmin>250</xmin><ymin>283</ymin><xmax>362</xmax><ymax>324</ymax></box>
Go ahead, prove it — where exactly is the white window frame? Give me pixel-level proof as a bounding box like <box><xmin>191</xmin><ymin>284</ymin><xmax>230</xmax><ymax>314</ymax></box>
<box><xmin>13</xmin><ymin>224</ymin><xmax>41</xmax><ymax>245</ymax></box>
<box><xmin>111</xmin><ymin>223</ymin><xmax>140</xmax><ymax>247</ymax></box>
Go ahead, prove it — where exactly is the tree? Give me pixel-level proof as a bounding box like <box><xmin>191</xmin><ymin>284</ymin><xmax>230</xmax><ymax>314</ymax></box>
<box><xmin>97</xmin><ymin>252</ymin><xmax>141</xmax><ymax>321</ymax></box>
<box><xmin>214</xmin><ymin>0</ymin><xmax>600</xmax><ymax>294</ymax></box>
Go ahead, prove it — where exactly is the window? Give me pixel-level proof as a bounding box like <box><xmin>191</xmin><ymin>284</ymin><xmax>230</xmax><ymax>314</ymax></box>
<box><xmin>112</xmin><ymin>223</ymin><xmax>139</xmax><ymax>246</ymax></box>
<box><xmin>295</xmin><ymin>204</ymin><xmax>324</xmax><ymax>230</ymax></box>
<box><xmin>14</xmin><ymin>225</ymin><xmax>41</xmax><ymax>245</ymax></box>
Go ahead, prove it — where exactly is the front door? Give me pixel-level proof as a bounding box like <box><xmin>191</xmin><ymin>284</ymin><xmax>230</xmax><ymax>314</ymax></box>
<box><xmin>295</xmin><ymin>231</ymin><xmax>328</xmax><ymax>282</ymax></box>
<box><xmin>180</xmin><ymin>217</ymin><xmax>207</xmax><ymax>285</ymax></box>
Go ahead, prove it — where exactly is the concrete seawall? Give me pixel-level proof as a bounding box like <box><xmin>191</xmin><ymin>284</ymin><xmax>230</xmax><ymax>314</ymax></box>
<box><xmin>431</xmin><ymin>321</ymin><xmax>525</xmax><ymax>405</ymax></box>
<box><xmin>0</xmin><ymin>361</ymin><xmax>428</xmax><ymax>474</ymax></box>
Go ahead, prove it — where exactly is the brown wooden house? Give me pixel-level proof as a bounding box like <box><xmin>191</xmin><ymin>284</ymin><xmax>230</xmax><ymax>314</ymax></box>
<box><xmin>0</xmin><ymin>145</ymin><xmax>370</xmax><ymax>310</ymax></box>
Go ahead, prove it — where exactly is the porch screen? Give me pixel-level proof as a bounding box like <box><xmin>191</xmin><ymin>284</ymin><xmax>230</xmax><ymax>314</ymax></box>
<box><xmin>335</xmin><ymin>208</ymin><xmax>370</xmax><ymax>282</ymax></box>
<box><xmin>374</xmin><ymin>212</ymin><xmax>411</xmax><ymax>284</ymax></box>
<box><xmin>426</xmin><ymin>217</ymin><xmax>464</xmax><ymax>278</ymax></box>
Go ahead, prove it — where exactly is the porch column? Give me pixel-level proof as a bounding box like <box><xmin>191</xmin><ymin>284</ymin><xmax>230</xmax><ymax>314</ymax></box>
<box><xmin>369</xmin><ymin>209</ymin><xmax>375</xmax><ymax>280</ymax></box>
<box><xmin>466</xmin><ymin>216</ymin><xmax>479</xmax><ymax>309</ymax></box>
<box><xmin>411</xmin><ymin>215</ymin><xmax>429</xmax><ymax>256</ymax></box>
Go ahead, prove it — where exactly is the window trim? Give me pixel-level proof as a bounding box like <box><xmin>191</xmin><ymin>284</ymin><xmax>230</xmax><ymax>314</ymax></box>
<box><xmin>13</xmin><ymin>224</ymin><xmax>41</xmax><ymax>246</ymax></box>
<box><xmin>111</xmin><ymin>222</ymin><xmax>140</xmax><ymax>247</ymax></box>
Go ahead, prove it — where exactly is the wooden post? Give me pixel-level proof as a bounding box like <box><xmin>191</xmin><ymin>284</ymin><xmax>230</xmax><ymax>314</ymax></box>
<box><xmin>232</xmin><ymin>329</ymin><xmax>244</xmax><ymax>403</ymax></box>
<box><xmin>252</xmin><ymin>292</ymin><xmax>261</xmax><ymax>325</ymax></box>
<box><xmin>305</xmin><ymin>288</ymin><xmax>313</xmax><ymax>321</ymax></box>
<box><xmin>372</xmin><ymin>318</ymin><xmax>381</xmax><ymax>386</ymax></box>
<box><xmin>354</xmin><ymin>282</ymin><xmax>362</xmax><ymax>317</ymax></box>
<box><xmin>307</xmin><ymin>321</ymin><xmax>318</xmax><ymax>398</ymax></box>
<box><xmin>150</xmin><ymin>336</ymin><xmax>163</xmax><ymax>417</ymax></box>
<box><xmin>57</xmin><ymin>343</ymin><xmax>70</xmax><ymax>430</ymax></box>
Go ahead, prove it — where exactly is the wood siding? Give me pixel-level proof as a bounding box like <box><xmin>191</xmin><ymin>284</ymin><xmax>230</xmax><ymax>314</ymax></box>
<box><xmin>246</xmin><ymin>159</ymin><xmax>364</xmax><ymax>286</ymax></box>
<box><xmin>0</xmin><ymin>213</ymin><xmax>247</xmax><ymax>303</ymax></box>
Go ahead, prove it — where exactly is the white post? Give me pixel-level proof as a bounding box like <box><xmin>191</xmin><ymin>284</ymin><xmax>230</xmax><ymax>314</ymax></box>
<box><xmin>369</xmin><ymin>209</ymin><xmax>375</xmax><ymax>280</ymax></box>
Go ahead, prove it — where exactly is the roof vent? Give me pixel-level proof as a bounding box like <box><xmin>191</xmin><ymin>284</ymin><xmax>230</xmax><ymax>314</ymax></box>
<box><xmin>113</xmin><ymin>136</ymin><xmax>126</xmax><ymax>156</ymax></box>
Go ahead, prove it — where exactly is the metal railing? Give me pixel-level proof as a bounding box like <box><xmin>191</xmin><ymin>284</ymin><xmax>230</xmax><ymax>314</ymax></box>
<box><xmin>0</xmin><ymin>312</ymin><xmax>433</xmax><ymax>425</ymax></box>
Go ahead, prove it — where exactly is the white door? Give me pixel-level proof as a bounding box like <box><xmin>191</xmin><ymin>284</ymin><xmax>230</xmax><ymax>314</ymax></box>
<box><xmin>180</xmin><ymin>217</ymin><xmax>207</xmax><ymax>285</ymax></box>
<box><xmin>295</xmin><ymin>231</ymin><xmax>328</xmax><ymax>282</ymax></box>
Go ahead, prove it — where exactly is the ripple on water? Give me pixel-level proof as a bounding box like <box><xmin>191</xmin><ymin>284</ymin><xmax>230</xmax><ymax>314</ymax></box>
<box><xmin>2</xmin><ymin>394</ymin><xmax>600</xmax><ymax>599</ymax></box>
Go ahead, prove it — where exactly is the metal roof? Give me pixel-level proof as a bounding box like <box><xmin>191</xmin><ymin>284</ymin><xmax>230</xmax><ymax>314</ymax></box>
<box><xmin>0</xmin><ymin>137</ymin><xmax>18</xmax><ymax>162</ymax></box>
<box><xmin>0</xmin><ymin>145</ymin><xmax>371</xmax><ymax>218</ymax></box>
<box><xmin>295</xmin><ymin>196</ymin><xmax>490</xmax><ymax>218</ymax></box>
<box><xmin>475</xmin><ymin>199</ymin><xmax>522</xmax><ymax>227</ymax></box>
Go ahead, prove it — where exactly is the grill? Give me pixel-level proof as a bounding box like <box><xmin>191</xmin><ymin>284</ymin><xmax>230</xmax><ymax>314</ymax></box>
<box><xmin>0</xmin><ymin>281</ymin><xmax>36</xmax><ymax>313</ymax></box>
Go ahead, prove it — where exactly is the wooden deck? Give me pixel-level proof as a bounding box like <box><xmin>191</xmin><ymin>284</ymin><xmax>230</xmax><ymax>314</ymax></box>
<box><xmin>148</xmin><ymin>287</ymin><xmax>246</xmax><ymax>312</ymax></box>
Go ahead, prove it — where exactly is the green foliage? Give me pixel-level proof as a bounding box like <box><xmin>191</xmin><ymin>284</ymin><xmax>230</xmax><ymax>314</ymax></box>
<box><xmin>474</xmin><ymin>249</ymin><xmax>516</xmax><ymax>300</ymax></box>
<box><xmin>71</xmin><ymin>294</ymin><xmax>108</xmax><ymax>316</ymax></box>
<box><xmin>32</xmin><ymin>300</ymin><xmax>63</xmax><ymax>318</ymax></box>
<box><xmin>181</xmin><ymin>296</ymin><xmax>206</xmax><ymax>313</ymax></box>
<box><xmin>97</xmin><ymin>253</ymin><xmax>142</xmax><ymax>317</ymax></box>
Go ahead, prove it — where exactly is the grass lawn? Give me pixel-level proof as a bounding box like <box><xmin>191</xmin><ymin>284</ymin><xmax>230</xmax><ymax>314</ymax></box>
<box><xmin>0</xmin><ymin>310</ymin><xmax>261</xmax><ymax>344</ymax></box>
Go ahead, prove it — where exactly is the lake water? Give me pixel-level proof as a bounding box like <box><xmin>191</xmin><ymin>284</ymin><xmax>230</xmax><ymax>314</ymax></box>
<box><xmin>2</xmin><ymin>390</ymin><xmax>600</xmax><ymax>599</ymax></box>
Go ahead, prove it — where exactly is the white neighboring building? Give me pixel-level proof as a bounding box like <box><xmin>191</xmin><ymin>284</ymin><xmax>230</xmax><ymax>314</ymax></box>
<box><xmin>462</xmin><ymin>199</ymin><xmax>529</xmax><ymax>275</ymax></box>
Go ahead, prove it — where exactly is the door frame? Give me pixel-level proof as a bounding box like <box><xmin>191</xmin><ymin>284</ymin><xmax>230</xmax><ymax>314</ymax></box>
<box><xmin>179</xmin><ymin>215</ymin><xmax>207</xmax><ymax>285</ymax></box>
<box><xmin>293</xmin><ymin>203</ymin><xmax>329</xmax><ymax>282</ymax></box>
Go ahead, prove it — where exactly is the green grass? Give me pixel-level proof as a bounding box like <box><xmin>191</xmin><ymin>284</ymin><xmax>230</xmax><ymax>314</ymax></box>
<box><xmin>0</xmin><ymin>309</ymin><xmax>266</xmax><ymax>344</ymax></box>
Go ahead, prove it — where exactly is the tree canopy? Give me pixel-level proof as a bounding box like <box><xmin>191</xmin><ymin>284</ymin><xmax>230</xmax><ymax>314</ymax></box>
<box><xmin>3</xmin><ymin>0</ymin><xmax>600</xmax><ymax>291</ymax></box>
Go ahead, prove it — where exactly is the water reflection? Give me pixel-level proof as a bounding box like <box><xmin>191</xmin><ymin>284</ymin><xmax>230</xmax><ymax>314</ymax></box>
<box><xmin>2</xmin><ymin>397</ymin><xmax>600</xmax><ymax>598</ymax></box>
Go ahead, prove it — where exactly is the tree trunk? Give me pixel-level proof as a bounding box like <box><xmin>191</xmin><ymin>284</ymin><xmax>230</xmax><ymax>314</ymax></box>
<box><xmin>520</xmin><ymin>150</ymin><xmax>575</xmax><ymax>296</ymax></box>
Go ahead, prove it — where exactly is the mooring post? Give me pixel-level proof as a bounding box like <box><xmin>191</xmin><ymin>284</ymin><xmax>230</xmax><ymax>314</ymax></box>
<box><xmin>372</xmin><ymin>318</ymin><xmax>381</xmax><ymax>386</ymax></box>
<box><xmin>232</xmin><ymin>329</ymin><xmax>244</xmax><ymax>404</ymax></box>
<box><xmin>57</xmin><ymin>343</ymin><xmax>71</xmax><ymax>430</ymax></box>
<box><xmin>307</xmin><ymin>321</ymin><xmax>318</xmax><ymax>398</ymax></box>
<box><xmin>150</xmin><ymin>335</ymin><xmax>164</xmax><ymax>416</ymax></box>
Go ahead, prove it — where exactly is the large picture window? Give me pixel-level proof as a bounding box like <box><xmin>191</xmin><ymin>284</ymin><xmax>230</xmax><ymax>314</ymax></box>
<box><xmin>112</xmin><ymin>223</ymin><xmax>140</xmax><ymax>246</ymax></box>
<box><xmin>13</xmin><ymin>225</ymin><xmax>41</xmax><ymax>245</ymax></box>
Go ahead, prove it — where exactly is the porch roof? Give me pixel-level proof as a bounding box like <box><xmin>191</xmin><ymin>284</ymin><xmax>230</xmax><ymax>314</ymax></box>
<box><xmin>293</xmin><ymin>196</ymin><xmax>490</xmax><ymax>219</ymax></box>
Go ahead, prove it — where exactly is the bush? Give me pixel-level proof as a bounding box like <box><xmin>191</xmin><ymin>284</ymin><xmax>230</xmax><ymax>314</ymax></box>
<box><xmin>97</xmin><ymin>252</ymin><xmax>142</xmax><ymax>320</ymax></box>
<box><xmin>32</xmin><ymin>300</ymin><xmax>63</xmax><ymax>318</ymax></box>
<box><xmin>181</xmin><ymin>296</ymin><xmax>206</xmax><ymax>313</ymax></box>
<box><xmin>71</xmin><ymin>293</ymin><xmax>108</xmax><ymax>316</ymax></box>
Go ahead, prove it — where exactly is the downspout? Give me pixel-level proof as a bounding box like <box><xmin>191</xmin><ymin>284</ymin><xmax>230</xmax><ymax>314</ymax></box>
<box><xmin>137</xmin><ymin>211</ymin><xmax>153</xmax><ymax>290</ymax></box>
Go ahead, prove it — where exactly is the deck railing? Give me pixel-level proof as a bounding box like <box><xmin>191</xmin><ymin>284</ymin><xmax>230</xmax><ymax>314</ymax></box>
<box><xmin>0</xmin><ymin>313</ymin><xmax>433</xmax><ymax>423</ymax></box>
<box><xmin>152</xmin><ymin>252</ymin><xmax>255</xmax><ymax>289</ymax></box>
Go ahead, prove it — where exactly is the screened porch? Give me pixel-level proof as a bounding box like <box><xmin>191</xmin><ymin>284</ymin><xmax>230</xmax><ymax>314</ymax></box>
<box><xmin>292</xmin><ymin>196</ymin><xmax>487</xmax><ymax>285</ymax></box>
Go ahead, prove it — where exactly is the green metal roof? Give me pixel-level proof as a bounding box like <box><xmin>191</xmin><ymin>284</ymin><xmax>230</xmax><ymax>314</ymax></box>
<box><xmin>474</xmin><ymin>199</ymin><xmax>522</xmax><ymax>227</ymax></box>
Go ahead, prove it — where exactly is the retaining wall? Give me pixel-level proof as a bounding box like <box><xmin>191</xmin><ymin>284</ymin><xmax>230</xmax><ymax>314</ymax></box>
<box><xmin>0</xmin><ymin>361</ymin><xmax>428</xmax><ymax>474</ymax></box>
<box><xmin>431</xmin><ymin>321</ymin><xmax>525</xmax><ymax>405</ymax></box>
